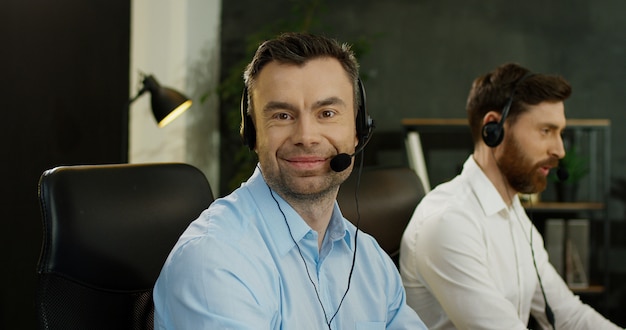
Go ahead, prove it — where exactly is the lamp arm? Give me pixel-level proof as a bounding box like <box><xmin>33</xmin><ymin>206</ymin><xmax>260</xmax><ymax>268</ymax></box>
<box><xmin>128</xmin><ymin>86</ymin><xmax>148</xmax><ymax>106</ymax></box>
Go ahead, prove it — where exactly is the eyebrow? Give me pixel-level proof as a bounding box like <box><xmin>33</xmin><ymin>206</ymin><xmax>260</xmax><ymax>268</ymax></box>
<box><xmin>541</xmin><ymin>122</ymin><xmax>564</xmax><ymax>130</ymax></box>
<box><xmin>313</xmin><ymin>96</ymin><xmax>346</xmax><ymax>109</ymax></box>
<box><xmin>262</xmin><ymin>96</ymin><xmax>347</xmax><ymax>114</ymax></box>
<box><xmin>263</xmin><ymin>101</ymin><xmax>298</xmax><ymax>113</ymax></box>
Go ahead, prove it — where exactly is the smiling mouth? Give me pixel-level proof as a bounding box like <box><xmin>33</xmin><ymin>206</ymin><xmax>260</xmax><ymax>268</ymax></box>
<box><xmin>283</xmin><ymin>156</ymin><xmax>328</xmax><ymax>170</ymax></box>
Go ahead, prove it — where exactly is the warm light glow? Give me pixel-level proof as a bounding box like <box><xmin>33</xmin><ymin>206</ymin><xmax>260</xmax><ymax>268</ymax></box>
<box><xmin>157</xmin><ymin>100</ymin><xmax>192</xmax><ymax>128</ymax></box>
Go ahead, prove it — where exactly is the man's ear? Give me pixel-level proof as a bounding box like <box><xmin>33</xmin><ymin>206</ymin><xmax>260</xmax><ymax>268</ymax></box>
<box><xmin>483</xmin><ymin>110</ymin><xmax>502</xmax><ymax>126</ymax></box>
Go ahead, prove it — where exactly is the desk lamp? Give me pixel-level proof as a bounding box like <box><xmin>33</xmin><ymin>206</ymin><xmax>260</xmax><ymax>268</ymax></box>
<box><xmin>128</xmin><ymin>73</ymin><xmax>192</xmax><ymax>127</ymax></box>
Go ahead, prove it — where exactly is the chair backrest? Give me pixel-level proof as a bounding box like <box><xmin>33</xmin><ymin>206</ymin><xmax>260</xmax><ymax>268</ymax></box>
<box><xmin>337</xmin><ymin>166</ymin><xmax>425</xmax><ymax>266</ymax></box>
<box><xmin>36</xmin><ymin>163</ymin><xmax>214</xmax><ymax>330</ymax></box>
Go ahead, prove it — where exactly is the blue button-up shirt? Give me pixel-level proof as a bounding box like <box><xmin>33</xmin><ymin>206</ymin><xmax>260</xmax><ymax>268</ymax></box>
<box><xmin>154</xmin><ymin>166</ymin><xmax>426</xmax><ymax>329</ymax></box>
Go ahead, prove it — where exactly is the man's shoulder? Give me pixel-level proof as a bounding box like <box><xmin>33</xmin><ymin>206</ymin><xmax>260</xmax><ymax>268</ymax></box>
<box><xmin>420</xmin><ymin>176</ymin><xmax>474</xmax><ymax>211</ymax></box>
<box><xmin>165</xmin><ymin>186</ymin><xmax>271</xmax><ymax>262</ymax></box>
<box><xmin>163</xmin><ymin>201</ymin><xmax>278</xmax><ymax>283</ymax></box>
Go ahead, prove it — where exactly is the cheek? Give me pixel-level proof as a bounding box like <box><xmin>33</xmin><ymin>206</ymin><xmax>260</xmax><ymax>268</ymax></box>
<box><xmin>339</xmin><ymin>127</ymin><xmax>359</xmax><ymax>150</ymax></box>
<box><xmin>257</xmin><ymin>126</ymin><xmax>285</xmax><ymax>148</ymax></box>
<box><xmin>256</xmin><ymin>138</ymin><xmax>278</xmax><ymax>156</ymax></box>
<box><xmin>525</xmin><ymin>143</ymin><xmax>546</xmax><ymax>163</ymax></box>
<box><xmin>506</xmin><ymin>132</ymin><xmax>533</xmax><ymax>158</ymax></box>
<box><xmin>346</xmin><ymin>120</ymin><xmax>359</xmax><ymax>147</ymax></box>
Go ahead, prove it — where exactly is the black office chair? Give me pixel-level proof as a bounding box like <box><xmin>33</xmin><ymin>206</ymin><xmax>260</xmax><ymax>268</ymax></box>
<box><xmin>36</xmin><ymin>163</ymin><xmax>214</xmax><ymax>330</ymax></box>
<box><xmin>337</xmin><ymin>166</ymin><xmax>425</xmax><ymax>266</ymax></box>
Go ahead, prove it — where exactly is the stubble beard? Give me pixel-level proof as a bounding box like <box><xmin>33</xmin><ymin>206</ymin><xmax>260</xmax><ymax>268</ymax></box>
<box><xmin>259</xmin><ymin>156</ymin><xmax>351</xmax><ymax>204</ymax></box>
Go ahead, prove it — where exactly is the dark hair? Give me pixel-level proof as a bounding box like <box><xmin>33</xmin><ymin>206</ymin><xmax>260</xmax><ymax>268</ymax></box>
<box><xmin>466</xmin><ymin>62</ymin><xmax>572</xmax><ymax>144</ymax></box>
<box><xmin>242</xmin><ymin>32</ymin><xmax>360</xmax><ymax>116</ymax></box>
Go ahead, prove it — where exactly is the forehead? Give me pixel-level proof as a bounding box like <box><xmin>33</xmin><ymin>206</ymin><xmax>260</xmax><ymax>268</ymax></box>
<box><xmin>514</xmin><ymin>101</ymin><xmax>566</xmax><ymax>128</ymax></box>
<box><xmin>254</xmin><ymin>57</ymin><xmax>352</xmax><ymax>92</ymax></box>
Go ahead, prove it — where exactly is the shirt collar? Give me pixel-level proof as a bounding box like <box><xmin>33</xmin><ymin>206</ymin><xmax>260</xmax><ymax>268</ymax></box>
<box><xmin>330</xmin><ymin>203</ymin><xmax>351</xmax><ymax>248</ymax></box>
<box><xmin>244</xmin><ymin>165</ymin><xmax>351</xmax><ymax>256</ymax></box>
<box><xmin>462</xmin><ymin>155</ymin><xmax>517</xmax><ymax>217</ymax></box>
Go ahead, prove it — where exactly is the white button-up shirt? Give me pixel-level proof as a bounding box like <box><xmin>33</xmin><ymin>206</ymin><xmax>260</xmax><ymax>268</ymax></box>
<box><xmin>400</xmin><ymin>156</ymin><xmax>620</xmax><ymax>330</ymax></box>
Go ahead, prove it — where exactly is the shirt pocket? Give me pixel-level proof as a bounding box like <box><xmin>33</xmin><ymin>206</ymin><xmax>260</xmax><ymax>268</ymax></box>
<box><xmin>355</xmin><ymin>321</ymin><xmax>385</xmax><ymax>330</ymax></box>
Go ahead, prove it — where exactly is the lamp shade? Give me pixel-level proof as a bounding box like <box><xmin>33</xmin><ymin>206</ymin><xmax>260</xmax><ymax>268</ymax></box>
<box><xmin>129</xmin><ymin>74</ymin><xmax>192</xmax><ymax>127</ymax></box>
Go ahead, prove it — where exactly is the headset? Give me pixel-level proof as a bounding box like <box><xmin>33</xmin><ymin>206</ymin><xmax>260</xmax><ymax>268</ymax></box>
<box><xmin>240</xmin><ymin>78</ymin><xmax>374</xmax><ymax>151</ymax></box>
<box><xmin>482</xmin><ymin>72</ymin><xmax>534</xmax><ymax>147</ymax></box>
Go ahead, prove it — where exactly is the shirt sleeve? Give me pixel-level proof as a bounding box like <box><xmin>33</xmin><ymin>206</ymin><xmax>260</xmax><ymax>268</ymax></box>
<box><xmin>530</xmin><ymin>229</ymin><xmax>622</xmax><ymax>330</ymax></box>
<box><xmin>154</xmin><ymin>234</ymin><xmax>280</xmax><ymax>329</ymax></box>
<box><xmin>381</xmin><ymin>248</ymin><xmax>429</xmax><ymax>330</ymax></box>
<box><xmin>414</xmin><ymin>208</ymin><xmax>529</xmax><ymax>330</ymax></box>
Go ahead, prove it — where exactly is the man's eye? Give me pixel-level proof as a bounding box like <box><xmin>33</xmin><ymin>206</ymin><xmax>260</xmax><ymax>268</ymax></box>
<box><xmin>277</xmin><ymin>113</ymin><xmax>290</xmax><ymax>120</ymax></box>
<box><xmin>322</xmin><ymin>110</ymin><xmax>335</xmax><ymax>118</ymax></box>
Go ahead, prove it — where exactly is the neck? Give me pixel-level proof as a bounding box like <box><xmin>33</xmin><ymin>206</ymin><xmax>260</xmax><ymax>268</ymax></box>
<box><xmin>473</xmin><ymin>146</ymin><xmax>518</xmax><ymax>206</ymax></box>
<box><xmin>279</xmin><ymin>188</ymin><xmax>338</xmax><ymax>250</ymax></box>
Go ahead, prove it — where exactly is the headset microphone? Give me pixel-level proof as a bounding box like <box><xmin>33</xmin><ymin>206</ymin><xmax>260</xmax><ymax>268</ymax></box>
<box><xmin>330</xmin><ymin>153</ymin><xmax>353</xmax><ymax>173</ymax></box>
<box><xmin>330</xmin><ymin>132</ymin><xmax>373</xmax><ymax>172</ymax></box>
<box><xmin>556</xmin><ymin>166</ymin><xmax>569</xmax><ymax>182</ymax></box>
<box><xmin>330</xmin><ymin>149</ymin><xmax>359</xmax><ymax>173</ymax></box>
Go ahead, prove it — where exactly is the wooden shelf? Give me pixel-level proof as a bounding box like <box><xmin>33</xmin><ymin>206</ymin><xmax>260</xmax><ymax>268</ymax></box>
<box><xmin>401</xmin><ymin>118</ymin><xmax>610</xmax><ymax>128</ymax></box>
<box><xmin>571</xmin><ymin>285</ymin><xmax>605</xmax><ymax>294</ymax></box>
<box><xmin>523</xmin><ymin>202</ymin><xmax>605</xmax><ymax>212</ymax></box>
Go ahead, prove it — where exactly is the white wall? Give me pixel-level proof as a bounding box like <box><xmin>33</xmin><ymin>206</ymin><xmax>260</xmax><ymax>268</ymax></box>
<box><xmin>130</xmin><ymin>0</ymin><xmax>221</xmax><ymax>194</ymax></box>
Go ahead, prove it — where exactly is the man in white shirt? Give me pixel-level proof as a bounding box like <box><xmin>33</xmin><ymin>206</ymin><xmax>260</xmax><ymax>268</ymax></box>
<box><xmin>400</xmin><ymin>62</ymin><xmax>623</xmax><ymax>329</ymax></box>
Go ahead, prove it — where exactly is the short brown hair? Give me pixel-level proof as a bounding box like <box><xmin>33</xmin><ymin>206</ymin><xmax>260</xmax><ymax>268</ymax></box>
<box><xmin>242</xmin><ymin>32</ymin><xmax>361</xmax><ymax>116</ymax></box>
<box><xmin>466</xmin><ymin>62</ymin><xmax>572</xmax><ymax>144</ymax></box>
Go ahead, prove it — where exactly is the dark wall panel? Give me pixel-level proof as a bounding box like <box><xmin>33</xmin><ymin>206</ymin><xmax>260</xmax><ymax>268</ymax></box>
<box><xmin>0</xmin><ymin>1</ymin><xmax>130</xmax><ymax>328</ymax></box>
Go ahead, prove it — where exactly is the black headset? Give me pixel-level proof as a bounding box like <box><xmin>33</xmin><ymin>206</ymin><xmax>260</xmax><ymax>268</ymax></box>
<box><xmin>481</xmin><ymin>72</ymin><xmax>534</xmax><ymax>147</ymax></box>
<box><xmin>240</xmin><ymin>78</ymin><xmax>374</xmax><ymax>151</ymax></box>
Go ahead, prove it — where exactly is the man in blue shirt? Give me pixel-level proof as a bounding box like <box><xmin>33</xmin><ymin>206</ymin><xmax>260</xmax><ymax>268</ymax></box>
<box><xmin>153</xmin><ymin>32</ymin><xmax>426</xmax><ymax>329</ymax></box>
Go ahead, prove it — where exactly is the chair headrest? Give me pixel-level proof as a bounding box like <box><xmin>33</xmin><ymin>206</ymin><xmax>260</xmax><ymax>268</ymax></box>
<box><xmin>337</xmin><ymin>167</ymin><xmax>425</xmax><ymax>258</ymax></box>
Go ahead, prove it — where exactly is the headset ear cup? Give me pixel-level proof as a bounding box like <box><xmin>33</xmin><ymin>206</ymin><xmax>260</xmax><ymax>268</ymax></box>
<box><xmin>355</xmin><ymin>112</ymin><xmax>373</xmax><ymax>151</ymax></box>
<box><xmin>480</xmin><ymin>71</ymin><xmax>533</xmax><ymax>148</ymax></box>
<box><xmin>355</xmin><ymin>79</ymin><xmax>373</xmax><ymax>148</ymax></box>
<box><xmin>243</xmin><ymin>114</ymin><xmax>256</xmax><ymax>150</ymax></box>
<box><xmin>240</xmin><ymin>88</ymin><xmax>256</xmax><ymax>150</ymax></box>
<box><xmin>482</xmin><ymin>121</ymin><xmax>503</xmax><ymax>147</ymax></box>
<box><xmin>355</xmin><ymin>106</ymin><xmax>365</xmax><ymax>143</ymax></box>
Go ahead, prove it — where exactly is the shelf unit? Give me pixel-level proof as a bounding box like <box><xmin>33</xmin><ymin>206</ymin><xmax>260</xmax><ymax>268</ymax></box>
<box><xmin>402</xmin><ymin>118</ymin><xmax>612</xmax><ymax>308</ymax></box>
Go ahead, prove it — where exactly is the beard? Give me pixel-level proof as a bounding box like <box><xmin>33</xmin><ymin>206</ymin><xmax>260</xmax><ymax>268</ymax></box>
<box><xmin>497</xmin><ymin>135</ymin><xmax>557</xmax><ymax>194</ymax></box>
